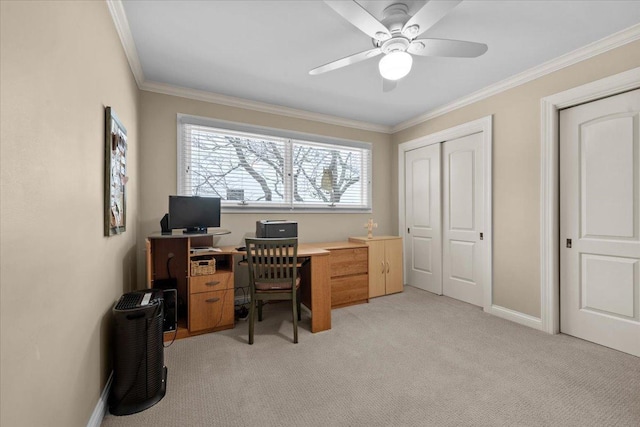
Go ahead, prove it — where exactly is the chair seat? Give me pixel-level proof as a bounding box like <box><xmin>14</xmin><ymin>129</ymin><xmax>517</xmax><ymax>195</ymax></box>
<box><xmin>255</xmin><ymin>276</ymin><xmax>301</xmax><ymax>291</ymax></box>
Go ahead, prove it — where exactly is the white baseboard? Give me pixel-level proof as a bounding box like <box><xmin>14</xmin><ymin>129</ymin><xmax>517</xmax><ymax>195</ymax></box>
<box><xmin>485</xmin><ymin>305</ymin><xmax>544</xmax><ymax>331</ymax></box>
<box><xmin>87</xmin><ymin>371</ymin><xmax>113</xmax><ymax>427</ymax></box>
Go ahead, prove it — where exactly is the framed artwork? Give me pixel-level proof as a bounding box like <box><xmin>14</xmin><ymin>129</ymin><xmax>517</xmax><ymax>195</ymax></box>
<box><xmin>104</xmin><ymin>106</ymin><xmax>128</xmax><ymax>236</ymax></box>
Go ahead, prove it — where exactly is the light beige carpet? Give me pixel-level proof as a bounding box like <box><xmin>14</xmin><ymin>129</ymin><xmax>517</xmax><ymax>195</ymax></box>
<box><xmin>102</xmin><ymin>286</ymin><xmax>640</xmax><ymax>426</ymax></box>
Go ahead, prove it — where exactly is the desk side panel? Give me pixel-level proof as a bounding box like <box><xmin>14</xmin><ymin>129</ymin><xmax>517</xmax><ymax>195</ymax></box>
<box><xmin>310</xmin><ymin>254</ymin><xmax>331</xmax><ymax>332</ymax></box>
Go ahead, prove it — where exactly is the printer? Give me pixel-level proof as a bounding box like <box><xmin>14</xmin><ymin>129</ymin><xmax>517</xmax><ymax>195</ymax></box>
<box><xmin>256</xmin><ymin>220</ymin><xmax>298</xmax><ymax>238</ymax></box>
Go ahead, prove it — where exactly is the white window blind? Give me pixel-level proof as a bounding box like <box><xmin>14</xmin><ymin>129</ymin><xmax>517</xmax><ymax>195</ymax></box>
<box><xmin>178</xmin><ymin>117</ymin><xmax>371</xmax><ymax>211</ymax></box>
<box><xmin>291</xmin><ymin>140</ymin><xmax>369</xmax><ymax>208</ymax></box>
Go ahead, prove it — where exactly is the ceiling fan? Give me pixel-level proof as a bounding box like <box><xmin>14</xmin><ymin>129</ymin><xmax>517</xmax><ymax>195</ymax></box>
<box><xmin>309</xmin><ymin>0</ymin><xmax>488</xmax><ymax>89</ymax></box>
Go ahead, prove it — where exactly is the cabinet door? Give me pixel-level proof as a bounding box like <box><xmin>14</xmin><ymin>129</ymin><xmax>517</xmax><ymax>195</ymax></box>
<box><xmin>384</xmin><ymin>239</ymin><xmax>404</xmax><ymax>294</ymax></box>
<box><xmin>368</xmin><ymin>241</ymin><xmax>386</xmax><ymax>298</ymax></box>
<box><xmin>189</xmin><ymin>289</ymin><xmax>234</xmax><ymax>332</ymax></box>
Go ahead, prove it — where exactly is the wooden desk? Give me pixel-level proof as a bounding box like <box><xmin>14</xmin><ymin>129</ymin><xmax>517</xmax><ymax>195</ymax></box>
<box><xmin>146</xmin><ymin>232</ymin><xmax>335</xmax><ymax>340</ymax></box>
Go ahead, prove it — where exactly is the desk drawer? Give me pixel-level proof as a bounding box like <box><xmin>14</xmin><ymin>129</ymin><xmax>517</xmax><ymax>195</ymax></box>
<box><xmin>190</xmin><ymin>272</ymin><xmax>233</xmax><ymax>294</ymax></box>
<box><xmin>331</xmin><ymin>274</ymin><xmax>368</xmax><ymax>308</ymax></box>
<box><xmin>329</xmin><ymin>248</ymin><xmax>368</xmax><ymax>277</ymax></box>
<box><xmin>189</xmin><ymin>289</ymin><xmax>234</xmax><ymax>332</ymax></box>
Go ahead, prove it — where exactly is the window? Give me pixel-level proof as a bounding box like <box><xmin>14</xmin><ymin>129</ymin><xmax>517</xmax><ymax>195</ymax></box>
<box><xmin>178</xmin><ymin>115</ymin><xmax>372</xmax><ymax>212</ymax></box>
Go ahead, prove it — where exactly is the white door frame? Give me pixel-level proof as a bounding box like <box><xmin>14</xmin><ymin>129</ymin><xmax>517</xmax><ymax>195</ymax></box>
<box><xmin>398</xmin><ymin>115</ymin><xmax>493</xmax><ymax>311</ymax></box>
<box><xmin>540</xmin><ymin>67</ymin><xmax>640</xmax><ymax>334</ymax></box>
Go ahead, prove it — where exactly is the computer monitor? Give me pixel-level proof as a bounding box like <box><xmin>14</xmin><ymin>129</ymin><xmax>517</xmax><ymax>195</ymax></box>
<box><xmin>168</xmin><ymin>195</ymin><xmax>221</xmax><ymax>234</ymax></box>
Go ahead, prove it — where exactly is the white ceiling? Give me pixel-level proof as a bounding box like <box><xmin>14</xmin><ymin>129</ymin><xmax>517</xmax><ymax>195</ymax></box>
<box><xmin>120</xmin><ymin>0</ymin><xmax>640</xmax><ymax>128</ymax></box>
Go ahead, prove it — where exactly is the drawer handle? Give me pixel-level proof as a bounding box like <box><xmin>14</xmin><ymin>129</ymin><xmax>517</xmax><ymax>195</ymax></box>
<box><xmin>205</xmin><ymin>281</ymin><xmax>220</xmax><ymax>287</ymax></box>
<box><xmin>205</xmin><ymin>297</ymin><xmax>220</xmax><ymax>303</ymax></box>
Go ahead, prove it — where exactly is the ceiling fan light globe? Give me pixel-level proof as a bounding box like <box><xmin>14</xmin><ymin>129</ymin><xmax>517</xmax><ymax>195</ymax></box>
<box><xmin>378</xmin><ymin>51</ymin><xmax>413</xmax><ymax>81</ymax></box>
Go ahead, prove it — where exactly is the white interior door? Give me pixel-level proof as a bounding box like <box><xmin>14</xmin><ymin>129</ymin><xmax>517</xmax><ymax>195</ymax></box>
<box><xmin>560</xmin><ymin>88</ymin><xmax>640</xmax><ymax>357</ymax></box>
<box><xmin>442</xmin><ymin>133</ymin><xmax>484</xmax><ymax>307</ymax></box>
<box><xmin>404</xmin><ymin>144</ymin><xmax>442</xmax><ymax>294</ymax></box>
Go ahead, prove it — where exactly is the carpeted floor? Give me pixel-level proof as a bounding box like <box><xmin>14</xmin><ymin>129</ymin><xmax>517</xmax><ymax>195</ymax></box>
<box><xmin>102</xmin><ymin>286</ymin><xmax>640</xmax><ymax>426</ymax></box>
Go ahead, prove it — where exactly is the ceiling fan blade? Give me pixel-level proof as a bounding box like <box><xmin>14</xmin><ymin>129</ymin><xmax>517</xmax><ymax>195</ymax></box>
<box><xmin>383</xmin><ymin>78</ymin><xmax>397</xmax><ymax>93</ymax></box>
<box><xmin>324</xmin><ymin>0</ymin><xmax>391</xmax><ymax>40</ymax></box>
<box><xmin>408</xmin><ymin>38</ymin><xmax>488</xmax><ymax>58</ymax></box>
<box><xmin>309</xmin><ymin>47</ymin><xmax>382</xmax><ymax>75</ymax></box>
<box><xmin>402</xmin><ymin>0</ymin><xmax>462</xmax><ymax>39</ymax></box>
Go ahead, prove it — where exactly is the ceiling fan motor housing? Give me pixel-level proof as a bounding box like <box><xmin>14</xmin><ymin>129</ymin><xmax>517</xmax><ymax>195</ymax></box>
<box><xmin>380</xmin><ymin>36</ymin><xmax>410</xmax><ymax>54</ymax></box>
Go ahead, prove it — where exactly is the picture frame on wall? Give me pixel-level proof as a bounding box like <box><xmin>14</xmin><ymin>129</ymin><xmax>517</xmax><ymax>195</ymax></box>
<box><xmin>104</xmin><ymin>106</ymin><xmax>128</xmax><ymax>236</ymax></box>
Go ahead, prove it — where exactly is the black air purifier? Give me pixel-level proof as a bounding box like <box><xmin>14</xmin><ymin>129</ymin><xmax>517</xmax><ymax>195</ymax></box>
<box><xmin>109</xmin><ymin>290</ymin><xmax>167</xmax><ymax>416</ymax></box>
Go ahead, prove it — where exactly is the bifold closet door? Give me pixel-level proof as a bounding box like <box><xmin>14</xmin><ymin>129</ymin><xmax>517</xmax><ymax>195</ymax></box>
<box><xmin>442</xmin><ymin>132</ymin><xmax>484</xmax><ymax>307</ymax></box>
<box><xmin>404</xmin><ymin>143</ymin><xmax>442</xmax><ymax>294</ymax></box>
<box><xmin>560</xmin><ymin>88</ymin><xmax>640</xmax><ymax>357</ymax></box>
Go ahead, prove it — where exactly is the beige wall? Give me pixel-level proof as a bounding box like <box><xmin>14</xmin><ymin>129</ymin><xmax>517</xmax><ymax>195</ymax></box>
<box><xmin>392</xmin><ymin>40</ymin><xmax>640</xmax><ymax>318</ymax></box>
<box><xmin>138</xmin><ymin>91</ymin><xmax>392</xmax><ymax>279</ymax></box>
<box><xmin>0</xmin><ymin>2</ymin><xmax>139</xmax><ymax>426</ymax></box>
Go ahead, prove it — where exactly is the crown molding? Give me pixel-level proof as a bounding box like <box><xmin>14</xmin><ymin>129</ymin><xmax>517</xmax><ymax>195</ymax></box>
<box><xmin>140</xmin><ymin>80</ymin><xmax>392</xmax><ymax>134</ymax></box>
<box><xmin>392</xmin><ymin>23</ymin><xmax>640</xmax><ymax>133</ymax></box>
<box><xmin>106</xmin><ymin>0</ymin><xmax>145</xmax><ymax>87</ymax></box>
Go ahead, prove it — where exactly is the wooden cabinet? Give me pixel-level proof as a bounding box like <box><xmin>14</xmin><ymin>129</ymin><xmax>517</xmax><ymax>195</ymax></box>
<box><xmin>349</xmin><ymin>236</ymin><xmax>403</xmax><ymax>298</ymax></box>
<box><xmin>146</xmin><ymin>233</ymin><xmax>235</xmax><ymax>340</ymax></box>
<box><xmin>308</xmin><ymin>241</ymin><xmax>369</xmax><ymax>309</ymax></box>
<box><xmin>188</xmin><ymin>268</ymin><xmax>234</xmax><ymax>332</ymax></box>
<box><xmin>189</xmin><ymin>284</ymin><xmax>234</xmax><ymax>332</ymax></box>
<box><xmin>328</xmin><ymin>246</ymin><xmax>369</xmax><ymax>308</ymax></box>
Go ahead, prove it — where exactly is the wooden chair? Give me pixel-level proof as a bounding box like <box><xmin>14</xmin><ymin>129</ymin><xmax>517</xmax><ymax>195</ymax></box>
<box><xmin>246</xmin><ymin>238</ymin><xmax>301</xmax><ymax>344</ymax></box>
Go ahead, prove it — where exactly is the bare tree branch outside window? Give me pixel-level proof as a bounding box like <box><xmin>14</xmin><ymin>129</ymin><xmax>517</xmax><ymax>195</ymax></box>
<box><xmin>181</xmin><ymin>124</ymin><xmax>369</xmax><ymax>209</ymax></box>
